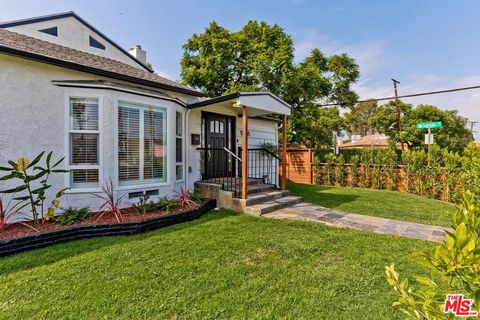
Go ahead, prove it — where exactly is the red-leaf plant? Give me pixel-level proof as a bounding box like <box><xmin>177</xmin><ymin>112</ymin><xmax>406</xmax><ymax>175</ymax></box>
<box><xmin>177</xmin><ymin>188</ymin><xmax>196</xmax><ymax>209</ymax></box>
<box><xmin>92</xmin><ymin>180</ymin><xmax>125</xmax><ymax>223</ymax></box>
<box><xmin>0</xmin><ymin>194</ymin><xmax>36</xmax><ymax>231</ymax></box>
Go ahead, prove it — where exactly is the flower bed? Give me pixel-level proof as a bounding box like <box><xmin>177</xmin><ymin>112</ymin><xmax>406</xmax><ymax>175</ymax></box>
<box><xmin>0</xmin><ymin>199</ymin><xmax>216</xmax><ymax>257</ymax></box>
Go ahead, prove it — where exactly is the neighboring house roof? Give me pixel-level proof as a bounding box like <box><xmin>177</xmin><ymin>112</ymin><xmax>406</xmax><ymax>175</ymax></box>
<box><xmin>339</xmin><ymin>134</ymin><xmax>390</xmax><ymax>149</ymax></box>
<box><xmin>0</xmin><ymin>11</ymin><xmax>151</xmax><ymax>72</ymax></box>
<box><xmin>0</xmin><ymin>28</ymin><xmax>204</xmax><ymax>97</ymax></box>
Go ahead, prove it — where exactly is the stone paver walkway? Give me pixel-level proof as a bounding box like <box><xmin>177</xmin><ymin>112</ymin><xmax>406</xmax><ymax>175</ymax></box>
<box><xmin>263</xmin><ymin>202</ymin><xmax>451</xmax><ymax>242</ymax></box>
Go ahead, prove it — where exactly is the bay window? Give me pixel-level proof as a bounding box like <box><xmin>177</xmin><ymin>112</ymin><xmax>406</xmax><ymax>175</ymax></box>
<box><xmin>69</xmin><ymin>97</ymin><xmax>100</xmax><ymax>188</ymax></box>
<box><xmin>118</xmin><ymin>103</ymin><xmax>167</xmax><ymax>186</ymax></box>
<box><xmin>175</xmin><ymin>111</ymin><xmax>184</xmax><ymax>180</ymax></box>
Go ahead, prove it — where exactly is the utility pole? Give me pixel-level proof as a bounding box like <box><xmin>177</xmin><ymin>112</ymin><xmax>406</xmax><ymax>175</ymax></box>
<box><xmin>392</xmin><ymin>79</ymin><xmax>404</xmax><ymax>151</ymax></box>
<box><xmin>468</xmin><ymin>121</ymin><xmax>478</xmax><ymax>141</ymax></box>
<box><xmin>469</xmin><ymin>121</ymin><xmax>477</xmax><ymax>133</ymax></box>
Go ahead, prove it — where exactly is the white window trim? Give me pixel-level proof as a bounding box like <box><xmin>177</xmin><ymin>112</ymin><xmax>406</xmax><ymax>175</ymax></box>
<box><xmin>175</xmin><ymin>111</ymin><xmax>185</xmax><ymax>182</ymax></box>
<box><xmin>64</xmin><ymin>94</ymin><xmax>103</xmax><ymax>193</ymax></box>
<box><xmin>114</xmin><ymin>99</ymin><xmax>170</xmax><ymax>191</ymax></box>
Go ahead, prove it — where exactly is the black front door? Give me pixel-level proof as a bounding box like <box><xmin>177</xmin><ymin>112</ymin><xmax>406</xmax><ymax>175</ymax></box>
<box><xmin>204</xmin><ymin>113</ymin><xmax>233</xmax><ymax>179</ymax></box>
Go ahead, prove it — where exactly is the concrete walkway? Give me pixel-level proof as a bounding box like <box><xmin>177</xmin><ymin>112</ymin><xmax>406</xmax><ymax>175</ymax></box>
<box><xmin>263</xmin><ymin>202</ymin><xmax>451</xmax><ymax>242</ymax></box>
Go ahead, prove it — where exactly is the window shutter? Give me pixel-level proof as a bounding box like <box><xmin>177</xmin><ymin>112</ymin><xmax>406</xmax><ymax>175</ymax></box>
<box><xmin>118</xmin><ymin>107</ymin><xmax>140</xmax><ymax>181</ymax></box>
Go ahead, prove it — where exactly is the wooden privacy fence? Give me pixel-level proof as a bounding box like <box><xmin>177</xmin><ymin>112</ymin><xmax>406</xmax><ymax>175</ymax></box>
<box><xmin>280</xmin><ymin>148</ymin><xmax>313</xmax><ymax>184</ymax></box>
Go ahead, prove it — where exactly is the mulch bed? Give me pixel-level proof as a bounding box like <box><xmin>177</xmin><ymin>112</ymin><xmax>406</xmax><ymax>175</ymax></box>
<box><xmin>0</xmin><ymin>205</ymin><xmax>198</xmax><ymax>241</ymax></box>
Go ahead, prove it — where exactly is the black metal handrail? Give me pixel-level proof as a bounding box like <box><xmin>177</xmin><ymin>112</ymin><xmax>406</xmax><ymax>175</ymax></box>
<box><xmin>197</xmin><ymin>147</ymin><xmax>242</xmax><ymax>197</ymax></box>
<box><xmin>223</xmin><ymin>147</ymin><xmax>243</xmax><ymax>162</ymax></box>
<box><xmin>198</xmin><ymin>147</ymin><xmax>280</xmax><ymax>198</ymax></box>
<box><xmin>239</xmin><ymin>147</ymin><xmax>279</xmax><ymax>188</ymax></box>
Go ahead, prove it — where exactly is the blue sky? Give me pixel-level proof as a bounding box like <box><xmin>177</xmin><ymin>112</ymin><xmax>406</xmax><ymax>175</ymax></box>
<box><xmin>2</xmin><ymin>0</ymin><xmax>480</xmax><ymax>136</ymax></box>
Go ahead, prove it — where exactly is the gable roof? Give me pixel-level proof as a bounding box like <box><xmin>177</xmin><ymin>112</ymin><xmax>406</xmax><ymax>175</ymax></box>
<box><xmin>0</xmin><ymin>28</ymin><xmax>204</xmax><ymax>97</ymax></box>
<box><xmin>188</xmin><ymin>92</ymin><xmax>291</xmax><ymax>109</ymax></box>
<box><xmin>0</xmin><ymin>11</ymin><xmax>151</xmax><ymax>71</ymax></box>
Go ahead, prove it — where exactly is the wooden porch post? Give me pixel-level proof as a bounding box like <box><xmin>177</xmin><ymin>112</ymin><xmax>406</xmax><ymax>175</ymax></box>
<box><xmin>281</xmin><ymin>114</ymin><xmax>287</xmax><ymax>190</ymax></box>
<box><xmin>242</xmin><ymin>106</ymin><xmax>248</xmax><ymax>199</ymax></box>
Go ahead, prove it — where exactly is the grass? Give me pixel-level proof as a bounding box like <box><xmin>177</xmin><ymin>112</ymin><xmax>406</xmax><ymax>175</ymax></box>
<box><xmin>288</xmin><ymin>183</ymin><xmax>455</xmax><ymax>227</ymax></box>
<box><xmin>0</xmin><ymin>211</ymin><xmax>433</xmax><ymax>319</ymax></box>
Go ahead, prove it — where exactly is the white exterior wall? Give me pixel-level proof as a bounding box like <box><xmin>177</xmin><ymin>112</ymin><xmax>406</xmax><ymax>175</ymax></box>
<box><xmin>186</xmin><ymin>106</ymin><xmax>279</xmax><ymax>188</ymax></box>
<box><xmin>4</xmin><ymin>16</ymin><xmax>144</xmax><ymax>68</ymax></box>
<box><xmin>0</xmin><ymin>54</ymin><xmax>189</xmax><ymax>216</ymax></box>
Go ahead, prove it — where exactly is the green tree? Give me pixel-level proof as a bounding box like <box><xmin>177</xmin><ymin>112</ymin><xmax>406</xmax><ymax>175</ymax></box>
<box><xmin>344</xmin><ymin>99</ymin><xmax>379</xmax><ymax>135</ymax></box>
<box><xmin>371</xmin><ymin>101</ymin><xmax>472</xmax><ymax>151</ymax></box>
<box><xmin>180</xmin><ymin>21</ymin><xmax>294</xmax><ymax>97</ymax></box>
<box><xmin>180</xmin><ymin>21</ymin><xmax>360</xmax><ymax>146</ymax></box>
<box><xmin>293</xmin><ymin>103</ymin><xmax>345</xmax><ymax>150</ymax></box>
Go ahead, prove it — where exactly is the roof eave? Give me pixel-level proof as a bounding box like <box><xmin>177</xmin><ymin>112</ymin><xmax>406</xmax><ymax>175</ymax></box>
<box><xmin>0</xmin><ymin>45</ymin><xmax>205</xmax><ymax>97</ymax></box>
<box><xmin>187</xmin><ymin>92</ymin><xmax>291</xmax><ymax>110</ymax></box>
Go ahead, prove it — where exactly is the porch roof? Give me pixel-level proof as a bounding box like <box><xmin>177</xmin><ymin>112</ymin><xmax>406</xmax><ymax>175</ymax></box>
<box><xmin>187</xmin><ymin>92</ymin><xmax>291</xmax><ymax>116</ymax></box>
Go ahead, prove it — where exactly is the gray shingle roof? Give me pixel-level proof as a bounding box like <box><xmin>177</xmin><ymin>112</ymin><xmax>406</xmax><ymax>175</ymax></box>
<box><xmin>0</xmin><ymin>28</ymin><xmax>203</xmax><ymax>96</ymax></box>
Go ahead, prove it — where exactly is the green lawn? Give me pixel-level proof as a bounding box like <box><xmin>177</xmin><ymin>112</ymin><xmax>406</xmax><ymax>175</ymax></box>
<box><xmin>0</xmin><ymin>211</ymin><xmax>432</xmax><ymax>319</ymax></box>
<box><xmin>288</xmin><ymin>183</ymin><xmax>455</xmax><ymax>227</ymax></box>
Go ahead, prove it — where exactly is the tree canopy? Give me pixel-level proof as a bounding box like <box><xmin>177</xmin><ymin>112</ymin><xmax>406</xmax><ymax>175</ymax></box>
<box><xmin>180</xmin><ymin>20</ymin><xmax>360</xmax><ymax>147</ymax></box>
<box><xmin>370</xmin><ymin>101</ymin><xmax>473</xmax><ymax>151</ymax></box>
<box><xmin>344</xmin><ymin>99</ymin><xmax>379</xmax><ymax>136</ymax></box>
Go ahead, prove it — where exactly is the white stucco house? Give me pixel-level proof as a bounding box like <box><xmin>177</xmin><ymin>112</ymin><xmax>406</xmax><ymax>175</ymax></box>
<box><xmin>0</xmin><ymin>12</ymin><xmax>302</xmax><ymax>215</ymax></box>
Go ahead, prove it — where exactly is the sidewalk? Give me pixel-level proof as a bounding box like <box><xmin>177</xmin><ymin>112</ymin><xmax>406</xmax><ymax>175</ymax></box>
<box><xmin>263</xmin><ymin>202</ymin><xmax>451</xmax><ymax>242</ymax></box>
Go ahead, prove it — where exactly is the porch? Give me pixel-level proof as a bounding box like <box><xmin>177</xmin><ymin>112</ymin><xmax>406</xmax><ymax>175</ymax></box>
<box><xmin>188</xmin><ymin>92</ymin><xmax>303</xmax><ymax>214</ymax></box>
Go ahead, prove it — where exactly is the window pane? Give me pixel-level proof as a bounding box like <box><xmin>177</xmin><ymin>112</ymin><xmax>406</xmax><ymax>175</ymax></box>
<box><xmin>219</xmin><ymin>121</ymin><xmax>224</xmax><ymax>134</ymax></box>
<box><xmin>70</xmin><ymin>133</ymin><xmax>98</xmax><ymax>164</ymax></box>
<box><xmin>176</xmin><ymin>164</ymin><xmax>183</xmax><ymax>180</ymax></box>
<box><xmin>118</xmin><ymin>107</ymin><xmax>140</xmax><ymax>182</ymax></box>
<box><xmin>144</xmin><ymin>110</ymin><xmax>165</xmax><ymax>180</ymax></box>
<box><xmin>70</xmin><ymin>98</ymin><xmax>98</xmax><ymax>130</ymax></box>
<box><xmin>71</xmin><ymin>169</ymin><xmax>98</xmax><ymax>188</ymax></box>
<box><xmin>176</xmin><ymin>138</ymin><xmax>183</xmax><ymax>163</ymax></box>
<box><xmin>176</xmin><ymin>112</ymin><xmax>182</xmax><ymax>137</ymax></box>
<box><xmin>210</xmin><ymin>120</ymin><xmax>215</xmax><ymax>133</ymax></box>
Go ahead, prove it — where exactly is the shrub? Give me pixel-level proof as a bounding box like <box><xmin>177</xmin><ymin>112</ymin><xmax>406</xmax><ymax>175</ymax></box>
<box><xmin>0</xmin><ymin>195</ymin><xmax>29</xmax><ymax>230</ymax></box>
<box><xmin>461</xmin><ymin>146</ymin><xmax>480</xmax><ymax>202</ymax></box>
<box><xmin>155</xmin><ymin>197</ymin><xmax>179</xmax><ymax>212</ymax></box>
<box><xmin>92</xmin><ymin>180</ymin><xmax>124</xmax><ymax>222</ymax></box>
<box><xmin>54</xmin><ymin>207</ymin><xmax>91</xmax><ymax>225</ymax></box>
<box><xmin>334</xmin><ymin>154</ymin><xmax>346</xmax><ymax>186</ymax></box>
<box><xmin>187</xmin><ymin>188</ymin><xmax>203</xmax><ymax>203</ymax></box>
<box><xmin>385</xmin><ymin>191</ymin><xmax>480</xmax><ymax>318</ymax></box>
<box><xmin>324</xmin><ymin>153</ymin><xmax>336</xmax><ymax>186</ymax></box>
<box><xmin>133</xmin><ymin>195</ymin><xmax>153</xmax><ymax>214</ymax></box>
<box><xmin>177</xmin><ymin>188</ymin><xmax>196</xmax><ymax>208</ymax></box>
<box><xmin>0</xmin><ymin>151</ymin><xmax>68</xmax><ymax>222</ymax></box>
<box><xmin>349</xmin><ymin>155</ymin><xmax>360</xmax><ymax>187</ymax></box>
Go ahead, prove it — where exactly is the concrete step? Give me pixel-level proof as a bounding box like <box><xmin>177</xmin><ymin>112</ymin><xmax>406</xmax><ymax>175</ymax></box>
<box><xmin>246</xmin><ymin>184</ymin><xmax>276</xmax><ymax>195</ymax></box>
<box><xmin>244</xmin><ymin>196</ymin><xmax>303</xmax><ymax>216</ymax></box>
<box><xmin>232</xmin><ymin>190</ymin><xmax>289</xmax><ymax>209</ymax></box>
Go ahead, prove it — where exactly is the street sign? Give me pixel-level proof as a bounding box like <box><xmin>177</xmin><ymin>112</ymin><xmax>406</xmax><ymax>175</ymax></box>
<box><xmin>416</xmin><ymin>121</ymin><xmax>442</xmax><ymax>129</ymax></box>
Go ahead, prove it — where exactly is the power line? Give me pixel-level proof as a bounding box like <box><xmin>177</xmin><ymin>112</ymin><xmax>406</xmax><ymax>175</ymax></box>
<box><xmin>319</xmin><ymin>84</ymin><xmax>480</xmax><ymax>107</ymax></box>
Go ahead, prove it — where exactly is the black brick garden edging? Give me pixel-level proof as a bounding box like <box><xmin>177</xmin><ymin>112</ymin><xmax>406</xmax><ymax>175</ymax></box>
<box><xmin>0</xmin><ymin>199</ymin><xmax>216</xmax><ymax>257</ymax></box>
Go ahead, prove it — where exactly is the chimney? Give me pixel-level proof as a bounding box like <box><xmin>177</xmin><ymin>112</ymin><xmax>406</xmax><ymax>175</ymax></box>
<box><xmin>128</xmin><ymin>45</ymin><xmax>147</xmax><ymax>65</ymax></box>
